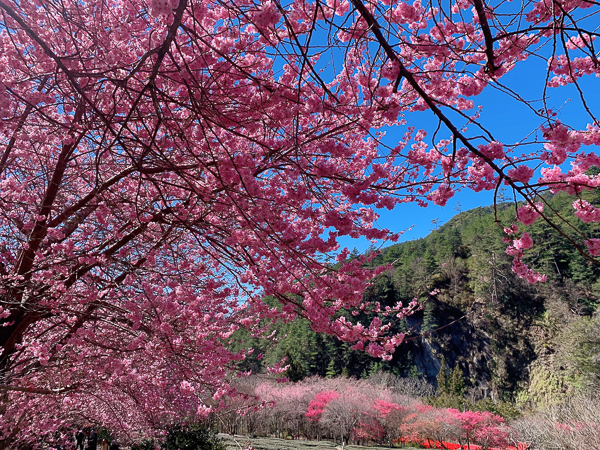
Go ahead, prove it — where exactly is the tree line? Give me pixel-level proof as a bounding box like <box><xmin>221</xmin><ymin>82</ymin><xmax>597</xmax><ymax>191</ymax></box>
<box><xmin>209</xmin><ymin>375</ymin><xmax>600</xmax><ymax>450</ymax></box>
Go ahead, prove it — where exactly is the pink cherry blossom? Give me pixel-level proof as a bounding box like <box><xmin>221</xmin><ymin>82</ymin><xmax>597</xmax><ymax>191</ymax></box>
<box><xmin>573</xmin><ymin>199</ymin><xmax>600</xmax><ymax>223</ymax></box>
<box><xmin>507</xmin><ymin>165</ymin><xmax>535</xmax><ymax>184</ymax></box>
<box><xmin>586</xmin><ymin>239</ymin><xmax>600</xmax><ymax>257</ymax></box>
<box><xmin>513</xmin><ymin>232</ymin><xmax>534</xmax><ymax>250</ymax></box>
<box><xmin>517</xmin><ymin>203</ymin><xmax>544</xmax><ymax>225</ymax></box>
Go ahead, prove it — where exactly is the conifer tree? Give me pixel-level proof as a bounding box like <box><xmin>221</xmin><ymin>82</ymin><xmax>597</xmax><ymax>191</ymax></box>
<box><xmin>284</xmin><ymin>351</ymin><xmax>306</xmax><ymax>382</ymax></box>
<box><xmin>436</xmin><ymin>355</ymin><xmax>448</xmax><ymax>395</ymax></box>
<box><xmin>449</xmin><ymin>364</ymin><xmax>467</xmax><ymax>397</ymax></box>
<box><xmin>326</xmin><ymin>360</ymin><xmax>338</xmax><ymax>378</ymax></box>
<box><xmin>422</xmin><ymin>301</ymin><xmax>438</xmax><ymax>333</ymax></box>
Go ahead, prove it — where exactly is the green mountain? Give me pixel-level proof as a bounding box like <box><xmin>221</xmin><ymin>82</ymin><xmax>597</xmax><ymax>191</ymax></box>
<box><xmin>231</xmin><ymin>190</ymin><xmax>600</xmax><ymax>408</ymax></box>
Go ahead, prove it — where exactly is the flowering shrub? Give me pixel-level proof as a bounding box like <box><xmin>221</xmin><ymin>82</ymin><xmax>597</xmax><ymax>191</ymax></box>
<box><xmin>306</xmin><ymin>391</ymin><xmax>339</xmax><ymax>422</ymax></box>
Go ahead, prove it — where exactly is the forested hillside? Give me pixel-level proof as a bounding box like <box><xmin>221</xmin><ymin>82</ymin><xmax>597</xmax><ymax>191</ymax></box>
<box><xmin>232</xmin><ymin>190</ymin><xmax>600</xmax><ymax>408</ymax></box>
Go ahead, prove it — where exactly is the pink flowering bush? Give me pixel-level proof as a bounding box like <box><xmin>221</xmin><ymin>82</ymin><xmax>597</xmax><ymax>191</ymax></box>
<box><xmin>306</xmin><ymin>390</ymin><xmax>339</xmax><ymax>422</ymax></box>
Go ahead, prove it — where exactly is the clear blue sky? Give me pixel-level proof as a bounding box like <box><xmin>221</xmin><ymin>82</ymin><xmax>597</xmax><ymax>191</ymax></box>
<box><xmin>338</xmin><ymin>51</ymin><xmax>600</xmax><ymax>253</ymax></box>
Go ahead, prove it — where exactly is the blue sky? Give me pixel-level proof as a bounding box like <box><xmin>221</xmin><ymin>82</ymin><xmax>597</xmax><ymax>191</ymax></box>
<box><xmin>338</xmin><ymin>47</ymin><xmax>600</xmax><ymax>253</ymax></box>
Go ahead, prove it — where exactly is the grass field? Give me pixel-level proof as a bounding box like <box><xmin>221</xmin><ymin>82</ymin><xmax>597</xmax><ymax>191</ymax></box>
<box><xmin>218</xmin><ymin>434</ymin><xmax>421</xmax><ymax>450</ymax></box>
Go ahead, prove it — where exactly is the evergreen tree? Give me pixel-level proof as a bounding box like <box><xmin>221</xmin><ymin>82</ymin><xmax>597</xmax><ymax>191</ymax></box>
<box><xmin>325</xmin><ymin>359</ymin><xmax>338</xmax><ymax>378</ymax></box>
<box><xmin>436</xmin><ymin>355</ymin><xmax>448</xmax><ymax>395</ymax></box>
<box><xmin>449</xmin><ymin>364</ymin><xmax>467</xmax><ymax>397</ymax></box>
<box><xmin>422</xmin><ymin>301</ymin><xmax>438</xmax><ymax>333</ymax></box>
<box><xmin>384</xmin><ymin>245</ymin><xmax>403</xmax><ymax>265</ymax></box>
<box><xmin>284</xmin><ymin>350</ymin><xmax>307</xmax><ymax>382</ymax></box>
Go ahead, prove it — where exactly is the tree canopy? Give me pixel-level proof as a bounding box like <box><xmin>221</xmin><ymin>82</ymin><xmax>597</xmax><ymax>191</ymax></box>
<box><xmin>0</xmin><ymin>0</ymin><xmax>599</xmax><ymax>445</ymax></box>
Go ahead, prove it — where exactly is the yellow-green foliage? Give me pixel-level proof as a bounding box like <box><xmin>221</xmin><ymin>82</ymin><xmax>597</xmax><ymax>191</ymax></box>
<box><xmin>554</xmin><ymin>316</ymin><xmax>600</xmax><ymax>391</ymax></box>
<box><xmin>525</xmin><ymin>366</ymin><xmax>573</xmax><ymax>407</ymax></box>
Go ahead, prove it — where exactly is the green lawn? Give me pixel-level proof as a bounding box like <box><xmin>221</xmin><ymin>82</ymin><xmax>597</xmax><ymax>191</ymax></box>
<box><xmin>218</xmin><ymin>435</ymin><xmax>421</xmax><ymax>450</ymax></box>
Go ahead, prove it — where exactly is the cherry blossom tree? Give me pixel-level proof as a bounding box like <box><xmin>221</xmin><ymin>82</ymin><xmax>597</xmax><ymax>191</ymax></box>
<box><xmin>372</xmin><ymin>399</ymin><xmax>411</xmax><ymax>446</ymax></box>
<box><xmin>509</xmin><ymin>395</ymin><xmax>600</xmax><ymax>450</ymax></box>
<box><xmin>399</xmin><ymin>405</ymin><xmax>454</xmax><ymax>448</ymax></box>
<box><xmin>320</xmin><ymin>387</ymin><xmax>371</xmax><ymax>449</ymax></box>
<box><xmin>0</xmin><ymin>0</ymin><xmax>599</xmax><ymax>445</ymax></box>
<box><xmin>353</xmin><ymin>416</ymin><xmax>386</xmax><ymax>444</ymax></box>
<box><xmin>399</xmin><ymin>407</ymin><xmax>509</xmax><ymax>449</ymax></box>
<box><xmin>249</xmin><ymin>379</ymin><xmax>319</xmax><ymax>438</ymax></box>
<box><xmin>451</xmin><ymin>410</ymin><xmax>508</xmax><ymax>449</ymax></box>
<box><xmin>306</xmin><ymin>390</ymin><xmax>339</xmax><ymax>423</ymax></box>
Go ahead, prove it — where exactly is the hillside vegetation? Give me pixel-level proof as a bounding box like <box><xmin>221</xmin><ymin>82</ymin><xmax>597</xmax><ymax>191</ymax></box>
<box><xmin>231</xmin><ymin>190</ymin><xmax>600</xmax><ymax>407</ymax></box>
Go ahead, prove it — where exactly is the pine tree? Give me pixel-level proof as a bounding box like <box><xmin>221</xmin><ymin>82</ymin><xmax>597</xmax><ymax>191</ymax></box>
<box><xmin>436</xmin><ymin>355</ymin><xmax>448</xmax><ymax>395</ymax></box>
<box><xmin>284</xmin><ymin>351</ymin><xmax>306</xmax><ymax>382</ymax></box>
<box><xmin>325</xmin><ymin>359</ymin><xmax>337</xmax><ymax>378</ymax></box>
<box><xmin>423</xmin><ymin>248</ymin><xmax>437</xmax><ymax>273</ymax></box>
<box><xmin>422</xmin><ymin>301</ymin><xmax>438</xmax><ymax>333</ymax></box>
<box><xmin>449</xmin><ymin>364</ymin><xmax>466</xmax><ymax>397</ymax></box>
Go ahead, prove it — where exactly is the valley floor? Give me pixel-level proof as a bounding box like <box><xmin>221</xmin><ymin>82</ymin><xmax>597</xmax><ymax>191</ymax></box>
<box><xmin>218</xmin><ymin>435</ymin><xmax>420</xmax><ymax>450</ymax></box>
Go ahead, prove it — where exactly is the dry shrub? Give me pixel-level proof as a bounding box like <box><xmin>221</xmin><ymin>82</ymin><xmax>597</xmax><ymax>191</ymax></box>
<box><xmin>509</xmin><ymin>394</ymin><xmax>600</xmax><ymax>449</ymax></box>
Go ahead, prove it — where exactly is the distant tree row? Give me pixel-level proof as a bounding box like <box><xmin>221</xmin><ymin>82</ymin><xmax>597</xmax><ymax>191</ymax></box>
<box><xmin>211</xmin><ymin>375</ymin><xmax>509</xmax><ymax>449</ymax></box>
<box><xmin>208</xmin><ymin>375</ymin><xmax>600</xmax><ymax>450</ymax></box>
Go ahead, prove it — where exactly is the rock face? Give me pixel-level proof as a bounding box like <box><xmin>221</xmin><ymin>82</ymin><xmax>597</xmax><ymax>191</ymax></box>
<box><xmin>391</xmin><ymin>277</ymin><xmax>600</xmax><ymax>407</ymax></box>
<box><xmin>399</xmin><ymin>295</ymin><xmax>541</xmax><ymax>401</ymax></box>
<box><xmin>399</xmin><ymin>311</ymin><xmax>492</xmax><ymax>396</ymax></box>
